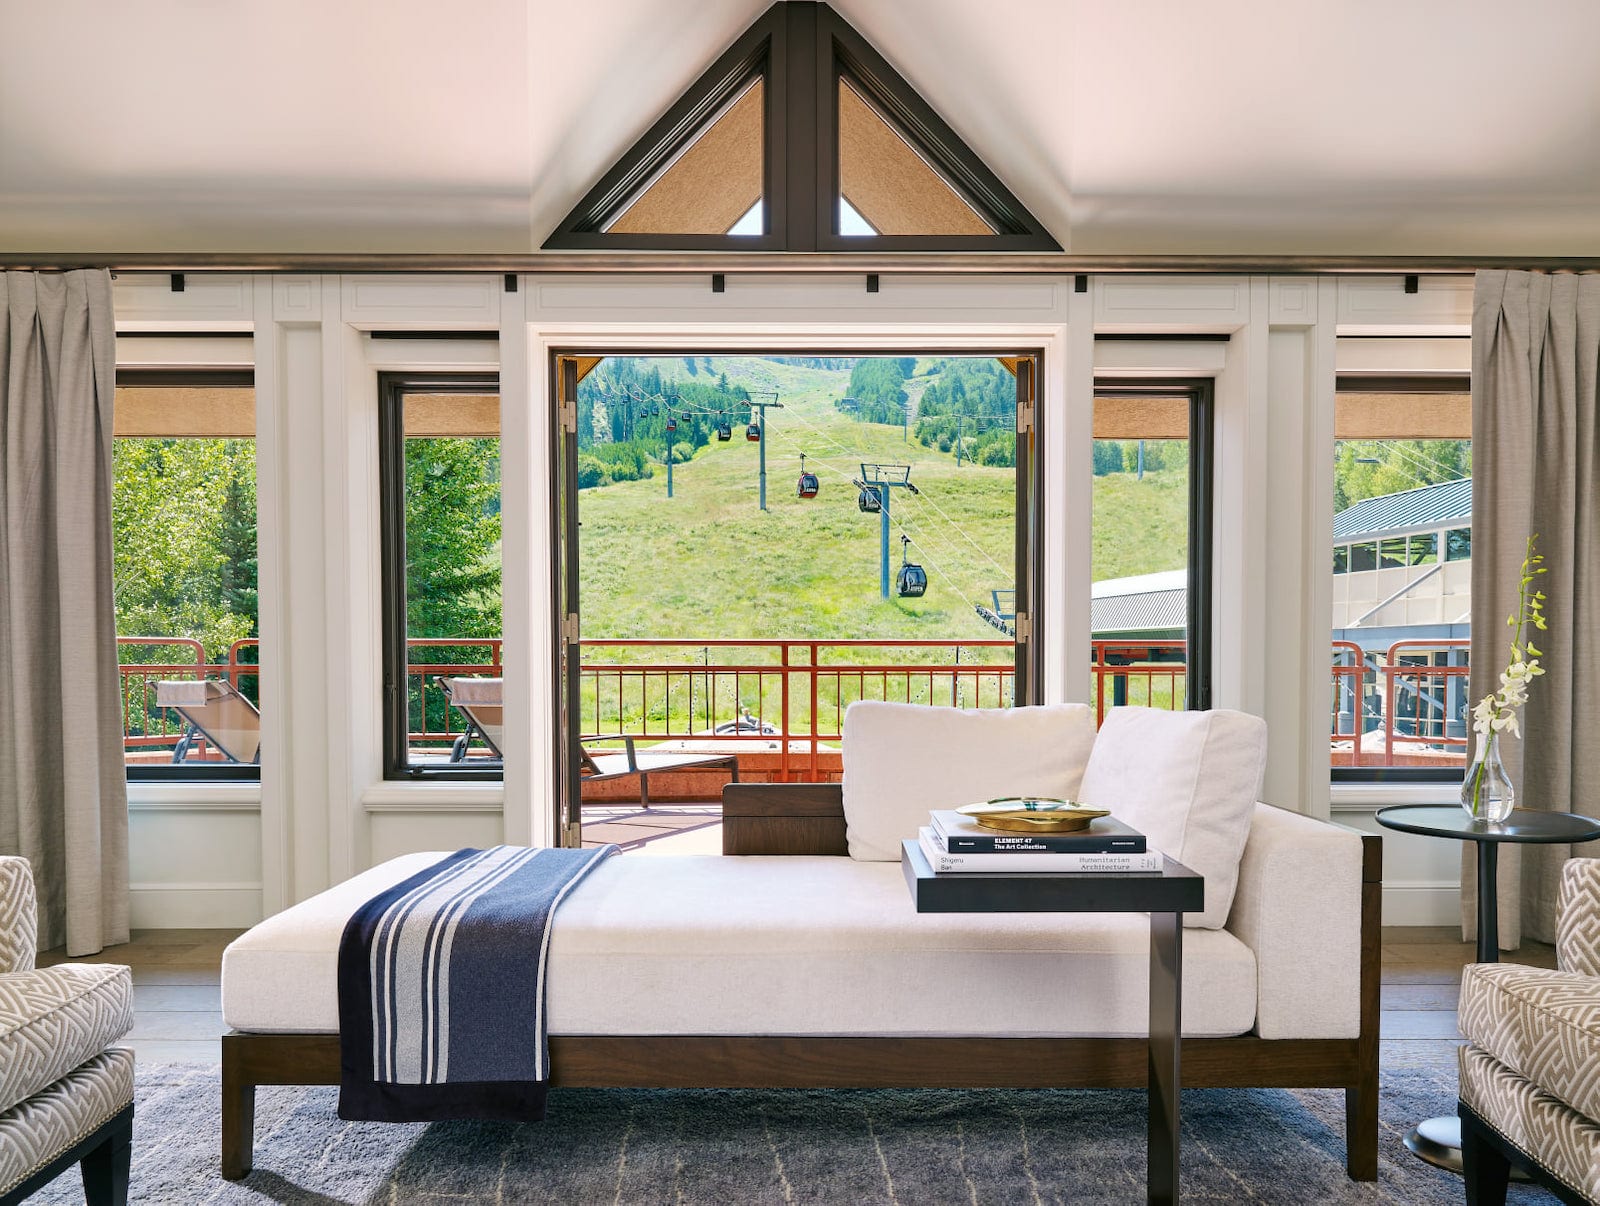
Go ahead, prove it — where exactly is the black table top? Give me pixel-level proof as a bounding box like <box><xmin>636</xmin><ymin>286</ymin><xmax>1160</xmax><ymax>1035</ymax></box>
<box><xmin>901</xmin><ymin>840</ymin><xmax>1205</xmax><ymax>915</ymax></box>
<box><xmin>1375</xmin><ymin>805</ymin><xmax>1600</xmax><ymax>846</ymax></box>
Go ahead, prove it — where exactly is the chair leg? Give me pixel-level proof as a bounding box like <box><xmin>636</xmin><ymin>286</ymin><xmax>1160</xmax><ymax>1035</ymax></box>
<box><xmin>80</xmin><ymin>1109</ymin><xmax>132</xmax><ymax>1206</ymax></box>
<box><xmin>638</xmin><ymin>773</ymin><xmax>650</xmax><ymax>810</ymax></box>
<box><xmin>1460</xmin><ymin>1107</ymin><xmax>1511</xmax><ymax>1206</ymax></box>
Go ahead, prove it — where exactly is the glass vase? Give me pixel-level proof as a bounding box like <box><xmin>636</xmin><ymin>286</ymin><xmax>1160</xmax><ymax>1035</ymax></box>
<box><xmin>1461</xmin><ymin>733</ymin><xmax>1515</xmax><ymax>824</ymax></box>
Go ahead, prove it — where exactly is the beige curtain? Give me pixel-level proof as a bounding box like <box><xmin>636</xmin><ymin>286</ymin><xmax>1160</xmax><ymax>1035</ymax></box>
<box><xmin>1464</xmin><ymin>270</ymin><xmax>1600</xmax><ymax>949</ymax></box>
<box><xmin>0</xmin><ymin>270</ymin><xmax>129</xmax><ymax>956</ymax></box>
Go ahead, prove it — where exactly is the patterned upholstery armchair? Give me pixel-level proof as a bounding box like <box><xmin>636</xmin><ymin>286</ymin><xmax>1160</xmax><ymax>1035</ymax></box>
<box><xmin>1458</xmin><ymin>856</ymin><xmax>1600</xmax><ymax>1205</ymax></box>
<box><xmin>0</xmin><ymin>858</ymin><xmax>134</xmax><ymax>1206</ymax></box>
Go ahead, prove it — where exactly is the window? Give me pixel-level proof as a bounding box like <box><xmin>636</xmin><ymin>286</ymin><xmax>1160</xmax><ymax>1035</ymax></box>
<box><xmin>113</xmin><ymin>371</ymin><xmax>259</xmax><ymax>779</ymax></box>
<box><xmin>379</xmin><ymin>375</ymin><xmax>502</xmax><ymax>779</ymax></box>
<box><xmin>544</xmin><ymin>2</ymin><xmax>1057</xmax><ymax>252</ymax></box>
<box><xmin>1332</xmin><ymin>377</ymin><xmax>1471</xmax><ymax>779</ymax></box>
<box><xmin>1090</xmin><ymin>381</ymin><xmax>1214</xmax><ymax>719</ymax></box>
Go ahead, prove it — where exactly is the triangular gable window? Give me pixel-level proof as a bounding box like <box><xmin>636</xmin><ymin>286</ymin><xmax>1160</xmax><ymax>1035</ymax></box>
<box><xmin>545</xmin><ymin>2</ymin><xmax>1058</xmax><ymax>252</ymax></box>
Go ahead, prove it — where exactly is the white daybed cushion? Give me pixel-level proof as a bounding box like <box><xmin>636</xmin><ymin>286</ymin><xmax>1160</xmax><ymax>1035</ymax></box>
<box><xmin>1076</xmin><ymin>707</ymin><xmax>1268</xmax><ymax>930</ymax></box>
<box><xmin>841</xmin><ymin>701</ymin><xmax>1098</xmax><ymax>862</ymax></box>
<box><xmin>222</xmin><ymin>851</ymin><xmax>1257</xmax><ymax>1039</ymax></box>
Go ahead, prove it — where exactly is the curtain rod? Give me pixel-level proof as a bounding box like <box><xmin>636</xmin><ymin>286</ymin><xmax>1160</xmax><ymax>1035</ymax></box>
<box><xmin>1</xmin><ymin>252</ymin><xmax>1595</xmax><ymax>275</ymax></box>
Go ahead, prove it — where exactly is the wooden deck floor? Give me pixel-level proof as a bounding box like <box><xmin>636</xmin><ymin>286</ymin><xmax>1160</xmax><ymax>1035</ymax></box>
<box><xmin>42</xmin><ymin>921</ymin><xmax>1558</xmax><ymax>1071</ymax></box>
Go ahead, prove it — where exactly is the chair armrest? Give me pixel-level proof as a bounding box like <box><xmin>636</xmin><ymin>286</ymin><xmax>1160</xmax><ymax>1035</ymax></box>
<box><xmin>0</xmin><ymin>858</ymin><xmax>37</xmax><ymax>973</ymax></box>
<box><xmin>1225</xmin><ymin>803</ymin><xmax>1371</xmax><ymax>1039</ymax></box>
<box><xmin>1557</xmin><ymin>858</ymin><xmax>1600</xmax><ymax>977</ymax></box>
<box><xmin>579</xmin><ymin>734</ymin><xmax>641</xmax><ymax>770</ymax></box>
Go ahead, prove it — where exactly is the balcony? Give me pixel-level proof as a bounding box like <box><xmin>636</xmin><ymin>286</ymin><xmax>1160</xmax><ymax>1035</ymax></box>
<box><xmin>117</xmin><ymin>636</ymin><xmax>1470</xmax><ymax>784</ymax></box>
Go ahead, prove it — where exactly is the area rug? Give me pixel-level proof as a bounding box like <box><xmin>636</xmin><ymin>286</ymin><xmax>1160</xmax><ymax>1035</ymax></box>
<box><xmin>33</xmin><ymin>1064</ymin><xmax>1550</xmax><ymax>1204</ymax></box>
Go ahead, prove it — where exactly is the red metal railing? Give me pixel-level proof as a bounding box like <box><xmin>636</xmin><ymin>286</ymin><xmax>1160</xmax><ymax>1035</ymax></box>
<box><xmin>1332</xmin><ymin>638</ymin><xmax>1470</xmax><ymax>768</ymax></box>
<box><xmin>578</xmin><ymin>639</ymin><xmax>1015</xmax><ymax>779</ymax></box>
<box><xmin>118</xmin><ymin>635</ymin><xmax>1472</xmax><ymax>771</ymax></box>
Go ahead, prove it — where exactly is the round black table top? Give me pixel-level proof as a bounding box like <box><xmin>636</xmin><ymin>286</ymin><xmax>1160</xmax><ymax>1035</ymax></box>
<box><xmin>1375</xmin><ymin>804</ymin><xmax>1600</xmax><ymax>845</ymax></box>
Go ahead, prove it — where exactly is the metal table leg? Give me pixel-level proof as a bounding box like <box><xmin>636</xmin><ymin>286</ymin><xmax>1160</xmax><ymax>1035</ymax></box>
<box><xmin>1404</xmin><ymin>839</ymin><xmax>1527</xmax><ymax>1178</ymax></box>
<box><xmin>1148</xmin><ymin>910</ymin><xmax>1181</xmax><ymax>1205</ymax></box>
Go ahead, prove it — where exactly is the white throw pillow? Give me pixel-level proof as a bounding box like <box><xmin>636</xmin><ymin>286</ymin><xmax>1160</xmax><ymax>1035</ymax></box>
<box><xmin>841</xmin><ymin>701</ymin><xmax>1098</xmax><ymax>862</ymax></box>
<box><xmin>1076</xmin><ymin>706</ymin><xmax>1267</xmax><ymax>929</ymax></box>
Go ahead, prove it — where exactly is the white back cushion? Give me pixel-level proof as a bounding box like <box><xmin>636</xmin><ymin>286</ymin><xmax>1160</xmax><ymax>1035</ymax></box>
<box><xmin>841</xmin><ymin>701</ymin><xmax>1098</xmax><ymax>862</ymax></box>
<box><xmin>1076</xmin><ymin>707</ymin><xmax>1268</xmax><ymax>929</ymax></box>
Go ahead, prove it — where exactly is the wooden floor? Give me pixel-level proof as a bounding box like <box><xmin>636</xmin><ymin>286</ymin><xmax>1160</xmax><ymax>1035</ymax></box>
<box><xmin>41</xmin><ymin>922</ymin><xmax>1559</xmax><ymax>1071</ymax></box>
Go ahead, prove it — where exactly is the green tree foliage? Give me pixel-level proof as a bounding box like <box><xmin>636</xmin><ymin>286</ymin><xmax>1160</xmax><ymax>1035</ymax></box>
<box><xmin>838</xmin><ymin>357</ymin><xmax>915</xmax><ymax>424</ymax></box>
<box><xmin>112</xmin><ymin>438</ymin><xmax>258</xmax><ymax>662</ymax></box>
<box><xmin>403</xmin><ymin>437</ymin><xmax>502</xmax><ymax>640</ymax></box>
<box><xmin>1090</xmin><ymin>440</ymin><xmax>1185</xmax><ymax>478</ymax></box>
<box><xmin>574</xmin><ymin>359</ymin><xmax>750</xmax><ymax>490</ymax></box>
<box><xmin>1333</xmin><ymin>440</ymin><xmax>1471</xmax><ymax>512</ymax></box>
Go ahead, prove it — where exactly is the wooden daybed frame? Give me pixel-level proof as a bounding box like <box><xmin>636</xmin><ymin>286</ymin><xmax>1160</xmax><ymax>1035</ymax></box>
<box><xmin>221</xmin><ymin>783</ymin><xmax>1382</xmax><ymax>1182</ymax></box>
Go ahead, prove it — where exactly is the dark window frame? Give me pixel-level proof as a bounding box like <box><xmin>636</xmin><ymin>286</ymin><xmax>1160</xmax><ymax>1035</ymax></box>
<box><xmin>118</xmin><ymin>368</ymin><xmax>261</xmax><ymax>783</ymax></box>
<box><xmin>378</xmin><ymin>372</ymin><xmax>503</xmax><ymax>782</ymax></box>
<box><xmin>1333</xmin><ymin>373</ymin><xmax>1471</xmax><ymax>786</ymax></box>
<box><xmin>1091</xmin><ymin>379</ymin><xmax>1215</xmax><ymax>712</ymax></box>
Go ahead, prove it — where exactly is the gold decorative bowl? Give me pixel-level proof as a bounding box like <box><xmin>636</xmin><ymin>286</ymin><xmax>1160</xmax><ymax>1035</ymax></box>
<box><xmin>956</xmin><ymin>798</ymin><xmax>1110</xmax><ymax>833</ymax></box>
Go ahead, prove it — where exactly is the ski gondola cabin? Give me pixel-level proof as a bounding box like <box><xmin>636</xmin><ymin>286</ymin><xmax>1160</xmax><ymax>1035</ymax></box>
<box><xmin>857</xmin><ymin>487</ymin><xmax>881</xmax><ymax>513</ymax></box>
<box><xmin>796</xmin><ymin>455</ymin><xmax>819</xmax><ymax>499</ymax></box>
<box><xmin>746</xmin><ymin>422</ymin><xmax>761</xmax><ymax>442</ymax></box>
<box><xmin>897</xmin><ymin>535</ymin><xmax>928</xmax><ymax>598</ymax></box>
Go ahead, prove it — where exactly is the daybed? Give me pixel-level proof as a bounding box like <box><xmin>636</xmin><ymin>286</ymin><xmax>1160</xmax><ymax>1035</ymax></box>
<box><xmin>219</xmin><ymin>704</ymin><xmax>1381</xmax><ymax>1183</ymax></box>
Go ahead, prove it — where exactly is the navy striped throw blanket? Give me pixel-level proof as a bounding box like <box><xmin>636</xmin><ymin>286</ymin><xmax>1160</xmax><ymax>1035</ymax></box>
<box><xmin>336</xmin><ymin>844</ymin><xmax>617</xmax><ymax>1122</ymax></box>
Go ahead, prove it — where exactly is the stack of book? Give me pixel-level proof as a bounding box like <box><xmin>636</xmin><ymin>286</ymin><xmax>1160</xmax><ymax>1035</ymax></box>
<box><xmin>919</xmin><ymin>810</ymin><xmax>1162</xmax><ymax>873</ymax></box>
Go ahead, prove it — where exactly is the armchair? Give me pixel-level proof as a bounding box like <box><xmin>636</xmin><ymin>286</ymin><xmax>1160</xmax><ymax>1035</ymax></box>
<box><xmin>0</xmin><ymin>858</ymin><xmax>135</xmax><ymax>1206</ymax></box>
<box><xmin>1457</xmin><ymin>856</ymin><xmax>1600</xmax><ymax>1204</ymax></box>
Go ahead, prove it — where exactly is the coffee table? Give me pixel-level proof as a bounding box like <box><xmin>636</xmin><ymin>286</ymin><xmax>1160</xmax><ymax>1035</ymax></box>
<box><xmin>1374</xmin><ymin>804</ymin><xmax>1600</xmax><ymax>1173</ymax></box>
<box><xmin>902</xmin><ymin>840</ymin><xmax>1204</xmax><ymax>1206</ymax></box>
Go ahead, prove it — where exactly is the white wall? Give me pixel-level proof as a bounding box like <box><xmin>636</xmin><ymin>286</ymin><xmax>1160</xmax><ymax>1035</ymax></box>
<box><xmin>114</xmin><ymin>270</ymin><xmax>1475</xmax><ymax>929</ymax></box>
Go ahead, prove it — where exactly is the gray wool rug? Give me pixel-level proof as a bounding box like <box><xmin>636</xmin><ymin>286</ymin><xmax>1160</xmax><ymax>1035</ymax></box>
<box><xmin>33</xmin><ymin>1064</ymin><xmax>1551</xmax><ymax>1204</ymax></box>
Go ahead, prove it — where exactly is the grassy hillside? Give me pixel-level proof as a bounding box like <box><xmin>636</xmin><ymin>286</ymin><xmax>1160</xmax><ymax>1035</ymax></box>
<box><xmin>578</xmin><ymin>356</ymin><xmax>1188</xmax><ymax>645</ymax></box>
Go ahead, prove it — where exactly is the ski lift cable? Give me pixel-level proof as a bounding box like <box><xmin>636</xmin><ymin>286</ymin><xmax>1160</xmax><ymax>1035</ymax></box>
<box><xmin>896</xmin><ymin>484</ymin><xmax>1011</xmax><ymax>578</ymax></box>
<box><xmin>769</xmin><ymin>405</ymin><xmax>866</xmax><ymax>460</ymax></box>
<box><xmin>1344</xmin><ymin>438</ymin><xmax>1464</xmax><ymax>486</ymax></box>
<box><xmin>888</xmin><ymin>506</ymin><xmax>981</xmax><ymax>602</ymax></box>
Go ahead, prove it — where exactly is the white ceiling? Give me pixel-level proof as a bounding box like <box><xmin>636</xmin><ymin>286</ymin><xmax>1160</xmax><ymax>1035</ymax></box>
<box><xmin>2</xmin><ymin>0</ymin><xmax>1598</xmax><ymax>255</ymax></box>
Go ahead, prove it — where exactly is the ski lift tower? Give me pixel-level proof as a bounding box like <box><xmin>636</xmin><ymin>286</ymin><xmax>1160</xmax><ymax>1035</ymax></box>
<box><xmin>854</xmin><ymin>464</ymin><xmax>919</xmax><ymax>597</ymax></box>
<box><xmin>745</xmin><ymin>392</ymin><xmax>782</xmax><ymax>511</ymax></box>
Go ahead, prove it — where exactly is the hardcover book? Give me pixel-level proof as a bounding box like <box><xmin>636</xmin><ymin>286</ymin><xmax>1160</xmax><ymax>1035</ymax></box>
<box><xmin>928</xmin><ymin>810</ymin><xmax>1147</xmax><ymax>854</ymax></box>
<box><xmin>918</xmin><ymin>828</ymin><xmax>1162</xmax><ymax>873</ymax></box>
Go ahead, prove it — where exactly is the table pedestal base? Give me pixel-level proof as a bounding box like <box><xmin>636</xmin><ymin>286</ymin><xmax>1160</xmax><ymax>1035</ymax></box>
<box><xmin>1404</xmin><ymin>1116</ymin><xmax>1531</xmax><ymax>1181</ymax></box>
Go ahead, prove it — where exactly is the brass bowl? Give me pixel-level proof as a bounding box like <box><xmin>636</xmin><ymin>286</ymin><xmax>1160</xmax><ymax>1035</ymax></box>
<box><xmin>956</xmin><ymin>798</ymin><xmax>1110</xmax><ymax>833</ymax></box>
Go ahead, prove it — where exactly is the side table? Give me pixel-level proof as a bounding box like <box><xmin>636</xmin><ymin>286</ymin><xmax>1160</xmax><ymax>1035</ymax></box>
<box><xmin>1374</xmin><ymin>804</ymin><xmax>1600</xmax><ymax>1173</ymax></box>
<box><xmin>902</xmin><ymin>840</ymin><xmax>1204</xmax><ymax>1206</ymax></box>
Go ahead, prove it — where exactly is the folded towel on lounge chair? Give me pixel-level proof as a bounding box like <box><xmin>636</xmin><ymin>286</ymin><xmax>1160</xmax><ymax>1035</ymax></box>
<box><xmin>336</xmin><ymin>844</ymin><xmax>617</xmax><ymax>1123</ymax></box>
<box><xmin>154</xmin><ymin>680</ymin><xmax>212</xmax><ymax>707</ymax></box>
<box><xmin>445</xmin><ymin>678</ymin><xmax>502</xmax><ymax>706</ymax></box>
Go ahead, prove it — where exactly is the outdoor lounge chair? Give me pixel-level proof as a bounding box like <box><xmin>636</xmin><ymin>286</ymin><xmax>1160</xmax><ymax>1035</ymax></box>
<box><xmin>439</xmin><ymin>676</ymin><xmax>740</xmax><ymax>806</ymax></box>
<box><xmin>438</xmin><ymin>675</ymin><xmax>504</xmax><ymax>764</ymax></box>
<box><xmin>153</xmin><ymin>679</ymin><xmax>261</xmax><ymax>765</ymax></box>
